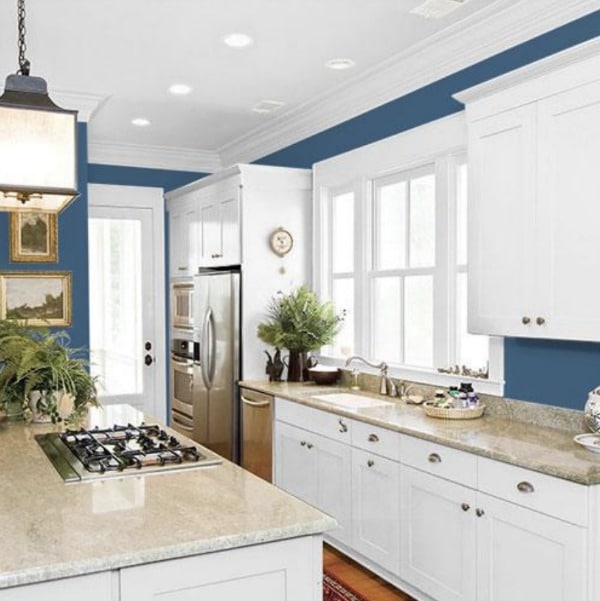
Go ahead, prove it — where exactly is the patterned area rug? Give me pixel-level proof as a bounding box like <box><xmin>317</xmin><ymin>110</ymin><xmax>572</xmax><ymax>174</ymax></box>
<box><xmin>323</xmin><ymin>570</ymin><xmax>368</xmax><ymax>601</ymax></box>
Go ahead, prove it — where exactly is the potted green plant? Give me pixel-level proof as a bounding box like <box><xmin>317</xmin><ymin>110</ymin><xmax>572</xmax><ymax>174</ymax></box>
<box><xmin>257</xmin><ymin>286</ymin><xmax>344</xmax><ymax>381</ymax></box>
<box><xmin>0</xmin><ymin>320</ymin><xmax>99</xmax><ymax>425</ymax></box>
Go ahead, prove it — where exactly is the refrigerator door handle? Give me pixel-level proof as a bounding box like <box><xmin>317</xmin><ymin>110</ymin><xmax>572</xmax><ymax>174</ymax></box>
<box><xmin>200</xmin><ymin>309</ymin><xmax>211</xmax><ymax>389</ymax></box>
<box><xmin>207</xmin><ymin>308</ymin><xmax>216</xmax><ymax>386</ymax></box>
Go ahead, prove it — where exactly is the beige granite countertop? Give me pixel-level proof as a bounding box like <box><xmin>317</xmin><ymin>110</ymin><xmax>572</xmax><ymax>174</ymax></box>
<box><xmin>0</xmin><ymin>405</ymin><xmax>336</xmax><ymax>590</ymax></box>
<box><xmin>240</xmin><ymin>380</ymin><xmax>600</xmax><ymax>486</ymax></box>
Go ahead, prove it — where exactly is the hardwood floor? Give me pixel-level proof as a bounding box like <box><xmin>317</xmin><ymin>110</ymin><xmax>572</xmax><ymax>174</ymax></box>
<box><xmin>323</xmin><ymin>544</ymin><xmax>416</xmax><ymax>601</ymax></box>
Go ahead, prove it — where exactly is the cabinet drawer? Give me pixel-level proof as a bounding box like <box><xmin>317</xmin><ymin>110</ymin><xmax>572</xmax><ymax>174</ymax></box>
<box><xmin>477</xmin><ymin>456</ymin><xmax>588</xmax><ymax>526</ymax></box>
<box><xmin>275</xmin><ymin>397</ymin><xmax>353</xmax><ymax>442</ymax></box>
<box><xmin>400</xmin><ymin>435</ymin><xmax>477</xmax><ymax>488</ymax></box>
<box><xmin>352</xmin><ymin>420</ymin><xmax>399</xmax><ymax>460</ymax></box>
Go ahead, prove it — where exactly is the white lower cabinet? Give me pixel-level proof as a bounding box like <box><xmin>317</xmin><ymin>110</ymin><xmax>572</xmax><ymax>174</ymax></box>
<box><xmin>352</xmin><ymin>447</ymin><xmax>400</xmax><ymax>574</ymax></box>
<box><xmin>120</xmin><ymin>536</ymin><xmax>322</xmax><ymax>601</ymax></box>
<box><xmin>476</xmin><ymin>492</ymin><xmax>587</xmax><ymax>601</ymax></box>
<box><xmin>400</xmin><ymin>465</ymin><xmax>477</xmax><ymax>601</ymax></box>
<box><xmin>275</xmin><ymin>420</ymin><xmax>352</xmax><ymax>546</ymax></box>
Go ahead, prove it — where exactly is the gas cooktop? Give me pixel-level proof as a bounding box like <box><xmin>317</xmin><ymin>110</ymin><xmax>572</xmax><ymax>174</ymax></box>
<box><xmin>36</xmin><ymin>423</ymin><xmax>222</xmax><ymax>483</ymax></box>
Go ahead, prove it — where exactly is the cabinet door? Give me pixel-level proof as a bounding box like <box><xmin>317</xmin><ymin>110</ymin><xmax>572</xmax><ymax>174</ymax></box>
<box><xmin>314</xmin><ymin>432</ymin><xmax>352</xmax><ymax>546</ymax></box>
<box><xmin>400</xmin><ymin>465</ymin><xmax>476</xmax><ymax>601</ymax></box>
<box><xmin>536</xmin><ymin>79</ymin><xmax>600</xmax><ymax>341</ymax></box>
<box><xmin>352</xmin><ymin>448</ymin><xmax>401</xmax><ymax>575</ymax></box>
<box><xmin>199</xmin><ymin>201</ymin><xmax>221</xmax><ymax>264</ymax></box>
<box><xmin>468</xmin><ymin>105</ymin><xmax>537</xmax><ymax>337</ymax></box>
<box><xmin>220</xmin><ymin>187</ymin><xmax>241</xmax><ymax>264</ymax></box>
<box><xmin>274</xmin><ymin>421</ymin><xmax>317</xmax><ymax>505</ymax></box>
<box><xmin>477</xmin><ymin>492</ymin><xmax>587</xmax><ymax>601</ymax></box>
<box><xmin>169</xmin><ymin>201</ymin><xmax>197</xmax><ymax>277</ymax></box>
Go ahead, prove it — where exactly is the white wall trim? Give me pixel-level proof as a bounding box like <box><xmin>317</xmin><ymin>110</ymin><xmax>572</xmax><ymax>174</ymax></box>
<box><xmin>218</xmin><ymin>0</ymin><xmax>599</xmax><ymax>166</ymax></box>
<box><xmin>88</xmin><ymin>141</ymin><xmax>222</xmax><ymax>173</ymax></box>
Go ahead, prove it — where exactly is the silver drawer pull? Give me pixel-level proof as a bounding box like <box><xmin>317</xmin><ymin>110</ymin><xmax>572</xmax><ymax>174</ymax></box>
<box><xmin>461</xmin><ymin>503</ymin><xmax>470</xmax><ymax>512</ymax></box>
<box><xmin>517</xmin><ymin>481</ymin><xmax>535</xmax><ymax>494</ymax></box>
<box><xmin>476</xmin><ymin>508</ymin><xmax>485</xmax><ymax>517</ymax></box>
<box><xmin>368</xmin><ymin>433</ymin><xmax>379</xmax><ymax>443</ymax></box>
<box><xmin>338</xmin><ymin>419</ymin><xmax>348</xmax><ymax>433</ymax></box>
<box><xmin>428</xmin><ymin>452</ymin><xmax>442</xmax><ymax>464</ymax></box>
<box><xmin>367</xmin><ymin>459</ymin><xmax>375</xmax><ymax>467</ymax></box>
<box><xmin>307</xmin><ymin>443</ymin><xmax>313</xmax><ymax>450</ymax></box>
<box><xmin>300</xmin><ymin>441</ymin><xmax>306</xmax><ymax>447</ymax></box>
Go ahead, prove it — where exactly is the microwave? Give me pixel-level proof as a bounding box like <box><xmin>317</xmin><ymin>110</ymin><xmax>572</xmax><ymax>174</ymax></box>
<box><xmin>171</xmin><ymin>281</ymin><xmax>194</xmax><ymax>330</ymax></box>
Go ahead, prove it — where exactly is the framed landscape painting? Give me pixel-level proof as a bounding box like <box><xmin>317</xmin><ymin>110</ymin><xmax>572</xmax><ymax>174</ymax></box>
<box><xmin>9</xmin><ymin>211</ymin><xmax>58</xmax><ymax>263</ymax></box>
<box><xmin>0</xmin><ymin>272</ymin><xmax>71</xmax><ymax>326</ymax></box>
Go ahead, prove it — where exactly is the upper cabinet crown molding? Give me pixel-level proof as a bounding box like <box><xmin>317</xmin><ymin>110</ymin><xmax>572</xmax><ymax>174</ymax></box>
<box><xmin>453</xmin><ymin>37</ymin><xmax>600</xmax><ymax>121</ymax></box>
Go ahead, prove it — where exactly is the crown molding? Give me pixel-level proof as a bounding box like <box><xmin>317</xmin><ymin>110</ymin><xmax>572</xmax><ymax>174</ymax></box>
<box><xmin>50</xmin><ymin>90</ymin><xmax>108</xmax><ymax>122</ymax></box>
<box><xmin>88</xmin><ymin>141</ymin><xmax>222</xmax><ymax>173</ymax></box>
<box><xmin>219</xmin><ymin>0</ymin><xmax>600</xmax><ymax>166</ymax></box>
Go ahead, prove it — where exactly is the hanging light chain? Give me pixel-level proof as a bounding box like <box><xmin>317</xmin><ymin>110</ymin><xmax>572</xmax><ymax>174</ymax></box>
<box><xmin>17</xmin><ymin>0</ymin><xmax>30</xmax><ymax>76</ymax></box>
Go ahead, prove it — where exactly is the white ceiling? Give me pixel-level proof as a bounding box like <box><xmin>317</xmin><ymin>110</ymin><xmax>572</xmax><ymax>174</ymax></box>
<box><xmin>0</xmin><ymin>0</ymin><xmax>597</xmax><ymax>171</ymax></box>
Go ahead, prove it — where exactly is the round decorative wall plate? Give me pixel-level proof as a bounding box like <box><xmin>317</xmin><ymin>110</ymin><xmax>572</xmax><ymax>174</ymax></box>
<box><xmin>269</xmin><ymin>227</ymin><xmax>293</xmax><ymax>257</ymax></box>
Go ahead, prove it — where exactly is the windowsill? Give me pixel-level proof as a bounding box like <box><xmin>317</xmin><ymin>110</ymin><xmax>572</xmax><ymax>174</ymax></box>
<box><xmin>315</xmin><ymin>356</ymin><xmax>505</xmax><ymax>397</ymax></box>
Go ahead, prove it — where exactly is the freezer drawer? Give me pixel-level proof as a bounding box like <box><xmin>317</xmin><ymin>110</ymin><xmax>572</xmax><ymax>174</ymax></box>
<box><xmin>240</xmin><ymin>388</ymin><xmax>273</xmax><ymax>482</ymax></box>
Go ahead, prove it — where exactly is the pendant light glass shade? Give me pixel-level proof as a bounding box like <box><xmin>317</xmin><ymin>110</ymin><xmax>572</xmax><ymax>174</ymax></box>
<box><xmin>0</xmin><ymin>74</ymin><xmax>78</xmax><ymax>213</ymax></box>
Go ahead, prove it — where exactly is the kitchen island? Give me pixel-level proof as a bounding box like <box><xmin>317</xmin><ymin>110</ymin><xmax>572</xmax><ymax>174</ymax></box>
<box><xmin>0</xmin><ymin>404</ymin><xmax>336</xmax><ymax>601</ymax></box>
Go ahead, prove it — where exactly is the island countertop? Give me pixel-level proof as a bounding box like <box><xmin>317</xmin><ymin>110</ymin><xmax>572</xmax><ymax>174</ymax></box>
<box><xmin>0</xmin><ymin>405</ymin><xmax>336</xmax><ymax>590</ymax></box>
<box><xmin>239</xmin><ymin>380</ymin><xmax>600</xmax><ymax>486</ymax></box>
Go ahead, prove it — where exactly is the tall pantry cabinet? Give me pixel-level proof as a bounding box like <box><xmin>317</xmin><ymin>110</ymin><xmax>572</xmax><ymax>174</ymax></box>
<box><xmin>455</xmin><ymin>39</ymin><xmax>600</xmax><ymax>342</ymax></box>
<box><xmin>165</xmin><ymin>164</ymin><xmax>312</xmax><ymax>380</ymax></box>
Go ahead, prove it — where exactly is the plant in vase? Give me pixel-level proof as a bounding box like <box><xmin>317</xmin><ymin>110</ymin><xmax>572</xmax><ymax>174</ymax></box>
<box><xmin>257</xmin><ymin>286</ymin><xmax>344</xmax><ymax>382</ymax></box>
<box><xmin>0</xmin><ymin>320</ymin><xmax>99</xmax><ymax>425</ymax></box>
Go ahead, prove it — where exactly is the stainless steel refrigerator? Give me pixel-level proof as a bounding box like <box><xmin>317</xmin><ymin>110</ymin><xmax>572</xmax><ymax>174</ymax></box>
<box><xmin>193</xmin><ymin>266</ymin><xmax>240</xmax><ymax>462</ymax></box>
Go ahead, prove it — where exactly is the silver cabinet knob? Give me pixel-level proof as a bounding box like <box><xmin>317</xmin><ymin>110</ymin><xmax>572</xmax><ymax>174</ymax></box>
<box><xmin>307</xmin><ymin>443</ymin><xmax>313</xmax><ymax>450</ymax></box>
<box><xmin>300</xmin><ymin>441</ymin><xmax>306</xmax><ymax>447</ymax></box>
<box><xmin>517</xmin><ymin>481</ymin><xmax>535</xmax><ymax>493</ymax></box>
<box><xmin>367</xmin><ymin>459</ymin><xmax>375</xmax><ymax>467</ymax></box>
<box><xmin>536</xmin><ymin>316</ymin><xmax>545</xmax><ymax>326</ymax></box>
<box><xmin>476</xmin><ymin>508</ymin><xmax>485</xmax><ymax>517</ymax></box>
<box><xmin>428</xmin><ymin>452</ymin><xmax>442</xmax><ymax>464</ymax></box>
<box><xmin>461</xmin><ymin>503</ymin><xmax>470</xmax><ymax>512</ymax></box>
<box><xmin>368</xmin><ymin>433</ymin><xmax>379</xmax><ymax>443</ymax></box>
<box><xmin>522</xmin><ymin>316</ymin><xmax>531</xmax><ymax>325</ymax></box>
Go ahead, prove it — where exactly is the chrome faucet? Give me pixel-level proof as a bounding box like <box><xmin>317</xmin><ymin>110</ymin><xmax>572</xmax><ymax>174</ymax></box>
<box><xmin>344</xmin><ymin>355</ymin><xmax>394</xmax><ymax>395</ymax></box>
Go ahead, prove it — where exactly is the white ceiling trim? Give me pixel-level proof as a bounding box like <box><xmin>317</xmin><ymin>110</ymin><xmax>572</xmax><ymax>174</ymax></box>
<box><xmin>88</xmin><ymin>141</ymin><xmax>221</xmax><ymax>173</ymax></box>
<box><xmin>50</xmin><ymin>90</ymin><xmax>108</xmax><ymax>122</ymax></box>
<box><xmin>218</xmin><ymin>0</ymin><xmax>600</xmax><ymax>166</ymax></box>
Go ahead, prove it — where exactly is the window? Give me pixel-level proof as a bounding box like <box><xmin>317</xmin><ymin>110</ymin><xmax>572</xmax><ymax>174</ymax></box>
<box><xmin>314</xmin><ymin>120</ymin><xmax>503</xmax><ymax>395</ymax></box>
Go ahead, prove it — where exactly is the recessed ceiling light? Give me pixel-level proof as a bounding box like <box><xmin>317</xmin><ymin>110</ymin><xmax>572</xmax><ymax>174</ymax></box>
<box><xmin>325</xmin><ymin>58</ymin><xmax>356</xmax><ymax>71</ymax></box>
<box><xmin>169</xmin><ymin>84</ymin><xmax>192</xmax><ymax>96</ymax></box>
<box><xmin>223</xmin><ymin>33</ymin><xmax>254</xmax><ymax>48</ymax></box>
<box><xmin>131</xmin><ymin>117</ymin><xmax>151</xmax><ymax>127</ymax></box>
<box><xmin>252</xmin><ymin>100</ymin><xmax>286</xmax><ymax>114</ymax></box>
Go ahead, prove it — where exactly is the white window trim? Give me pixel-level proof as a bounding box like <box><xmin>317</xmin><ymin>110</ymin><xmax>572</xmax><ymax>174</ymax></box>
<box><xmin>313</xmin><ymin>113</ymin><xmax>504</xmax><ymax>397</ymax></box>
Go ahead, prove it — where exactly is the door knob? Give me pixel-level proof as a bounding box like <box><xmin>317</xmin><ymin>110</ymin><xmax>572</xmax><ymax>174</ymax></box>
<box><xmin>144</xmin><ymin>354</ymin><xmax>154</xmax><ymax>366</ymax></box>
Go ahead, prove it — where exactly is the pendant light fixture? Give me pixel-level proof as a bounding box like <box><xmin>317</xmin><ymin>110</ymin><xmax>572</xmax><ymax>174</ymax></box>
<box><xmin>0</xmin><ymin>0</ymin><xmax>78</xmax><ymax>213</ymax></box>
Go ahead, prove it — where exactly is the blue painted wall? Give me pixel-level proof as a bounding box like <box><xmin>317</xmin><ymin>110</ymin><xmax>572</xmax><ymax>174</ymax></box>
<box><xmin>0</xmin><ymin>123</ymin><xmax>90</xmax><ymax>352</ymax></box>
<box><xmin>256</xmin><ymin>12</ymin><xmax>600</xmax><ymax>409</ymax></box>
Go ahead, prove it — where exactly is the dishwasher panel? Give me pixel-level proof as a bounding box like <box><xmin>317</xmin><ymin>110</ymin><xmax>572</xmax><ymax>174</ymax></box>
<box><xmin>240</xmin><ymin>388</ymin><xmax>273</xmax><ymax>482</ymax></box>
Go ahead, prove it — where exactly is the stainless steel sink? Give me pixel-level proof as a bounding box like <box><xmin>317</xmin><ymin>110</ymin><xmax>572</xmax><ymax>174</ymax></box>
<box><xmin>311</xmin><ymin>392</ymin><xmax>394</xmax><ymax>410</ymax></box>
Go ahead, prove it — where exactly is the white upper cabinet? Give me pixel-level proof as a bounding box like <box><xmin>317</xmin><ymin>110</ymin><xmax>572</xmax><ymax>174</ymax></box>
<box><xmin>456</xmin><ymin>39</ymin><xmax>600</xmax><ymax>341</ymax></box>
<box><xmin>168</xmin><ymin>194</ymin><xmax>198</xmax><ymax>277</ymax></box>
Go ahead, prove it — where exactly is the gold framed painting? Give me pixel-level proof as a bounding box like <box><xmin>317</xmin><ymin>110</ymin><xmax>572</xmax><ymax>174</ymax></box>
<box><xmin>10</xmin><ymin>211</ymin><xmax>58</xmax><ymax>263</ymax></box>
<box><xmin>0</xmin><ymin>271</ymin><xmax>72</xmax><ymax>327</ymax></box>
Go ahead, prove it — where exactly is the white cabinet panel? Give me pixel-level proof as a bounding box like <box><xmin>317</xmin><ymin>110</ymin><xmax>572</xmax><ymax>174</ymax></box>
<box><xmin>0</xmin><ymin>571</ymin><xmax>116</xmax><ymax>601</ymax></box>
<box><xmin>477</xmin><ymin>493</ymin><xmax>587</xmax><ymax>601</ymax></box>
<box><xmin>400</xmin><ymin>465</ymin><xmax>476</xmax><ymax>601</ymax></box>
<box><xmin>467</xmin><ymin>105</ymin><xmax>536</xmax><ymax>337</ymax></box>
<box><xmin>168</xmin><ymin>199</ymin><xmax>198</xmax><ymax>277</ymax></box>
<box><xmin>536</xmin><ymin>79</ymin><xmax>600</xmax><ymax>341</ymax></box>
<box><xmin>352</xmin><ymin>448</ymin><xmax>400</xmax><ymax>574</ymax></box>
<box><xmin>121</xmin><ymin>536</ymin><xmax>322</xmax><ymax>601</ymax></box>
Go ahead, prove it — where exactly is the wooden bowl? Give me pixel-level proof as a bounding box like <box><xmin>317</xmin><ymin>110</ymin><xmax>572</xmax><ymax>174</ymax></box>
<box><xmin>308</xmin><ymin>366</ymin><xmax>341</xmax><ymax>385</ymax></box>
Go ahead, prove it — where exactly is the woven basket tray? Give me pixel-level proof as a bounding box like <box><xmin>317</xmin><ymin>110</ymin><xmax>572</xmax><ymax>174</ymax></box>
<box><xmin>423</xmin><ymin>401</ymin><xmax>485</xmax><ymax>420</ymax></box>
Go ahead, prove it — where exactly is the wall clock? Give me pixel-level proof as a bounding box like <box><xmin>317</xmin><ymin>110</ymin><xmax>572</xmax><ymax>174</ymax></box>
<box><xmin>269</xmin><ymin>227</ymin><xmax>294</xmax><ymax>257</ymax></box>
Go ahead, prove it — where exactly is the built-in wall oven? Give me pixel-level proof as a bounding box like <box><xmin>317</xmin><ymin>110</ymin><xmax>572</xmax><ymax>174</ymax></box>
<box><xmin>170</xmin><ymin>338</ymin><xmax>197</xmax><ymax>438</ymax></box>
<box><xmin>171</xmin><ymin>280</ymin><xmax>194</xmax><ymax>332</ymax></box>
